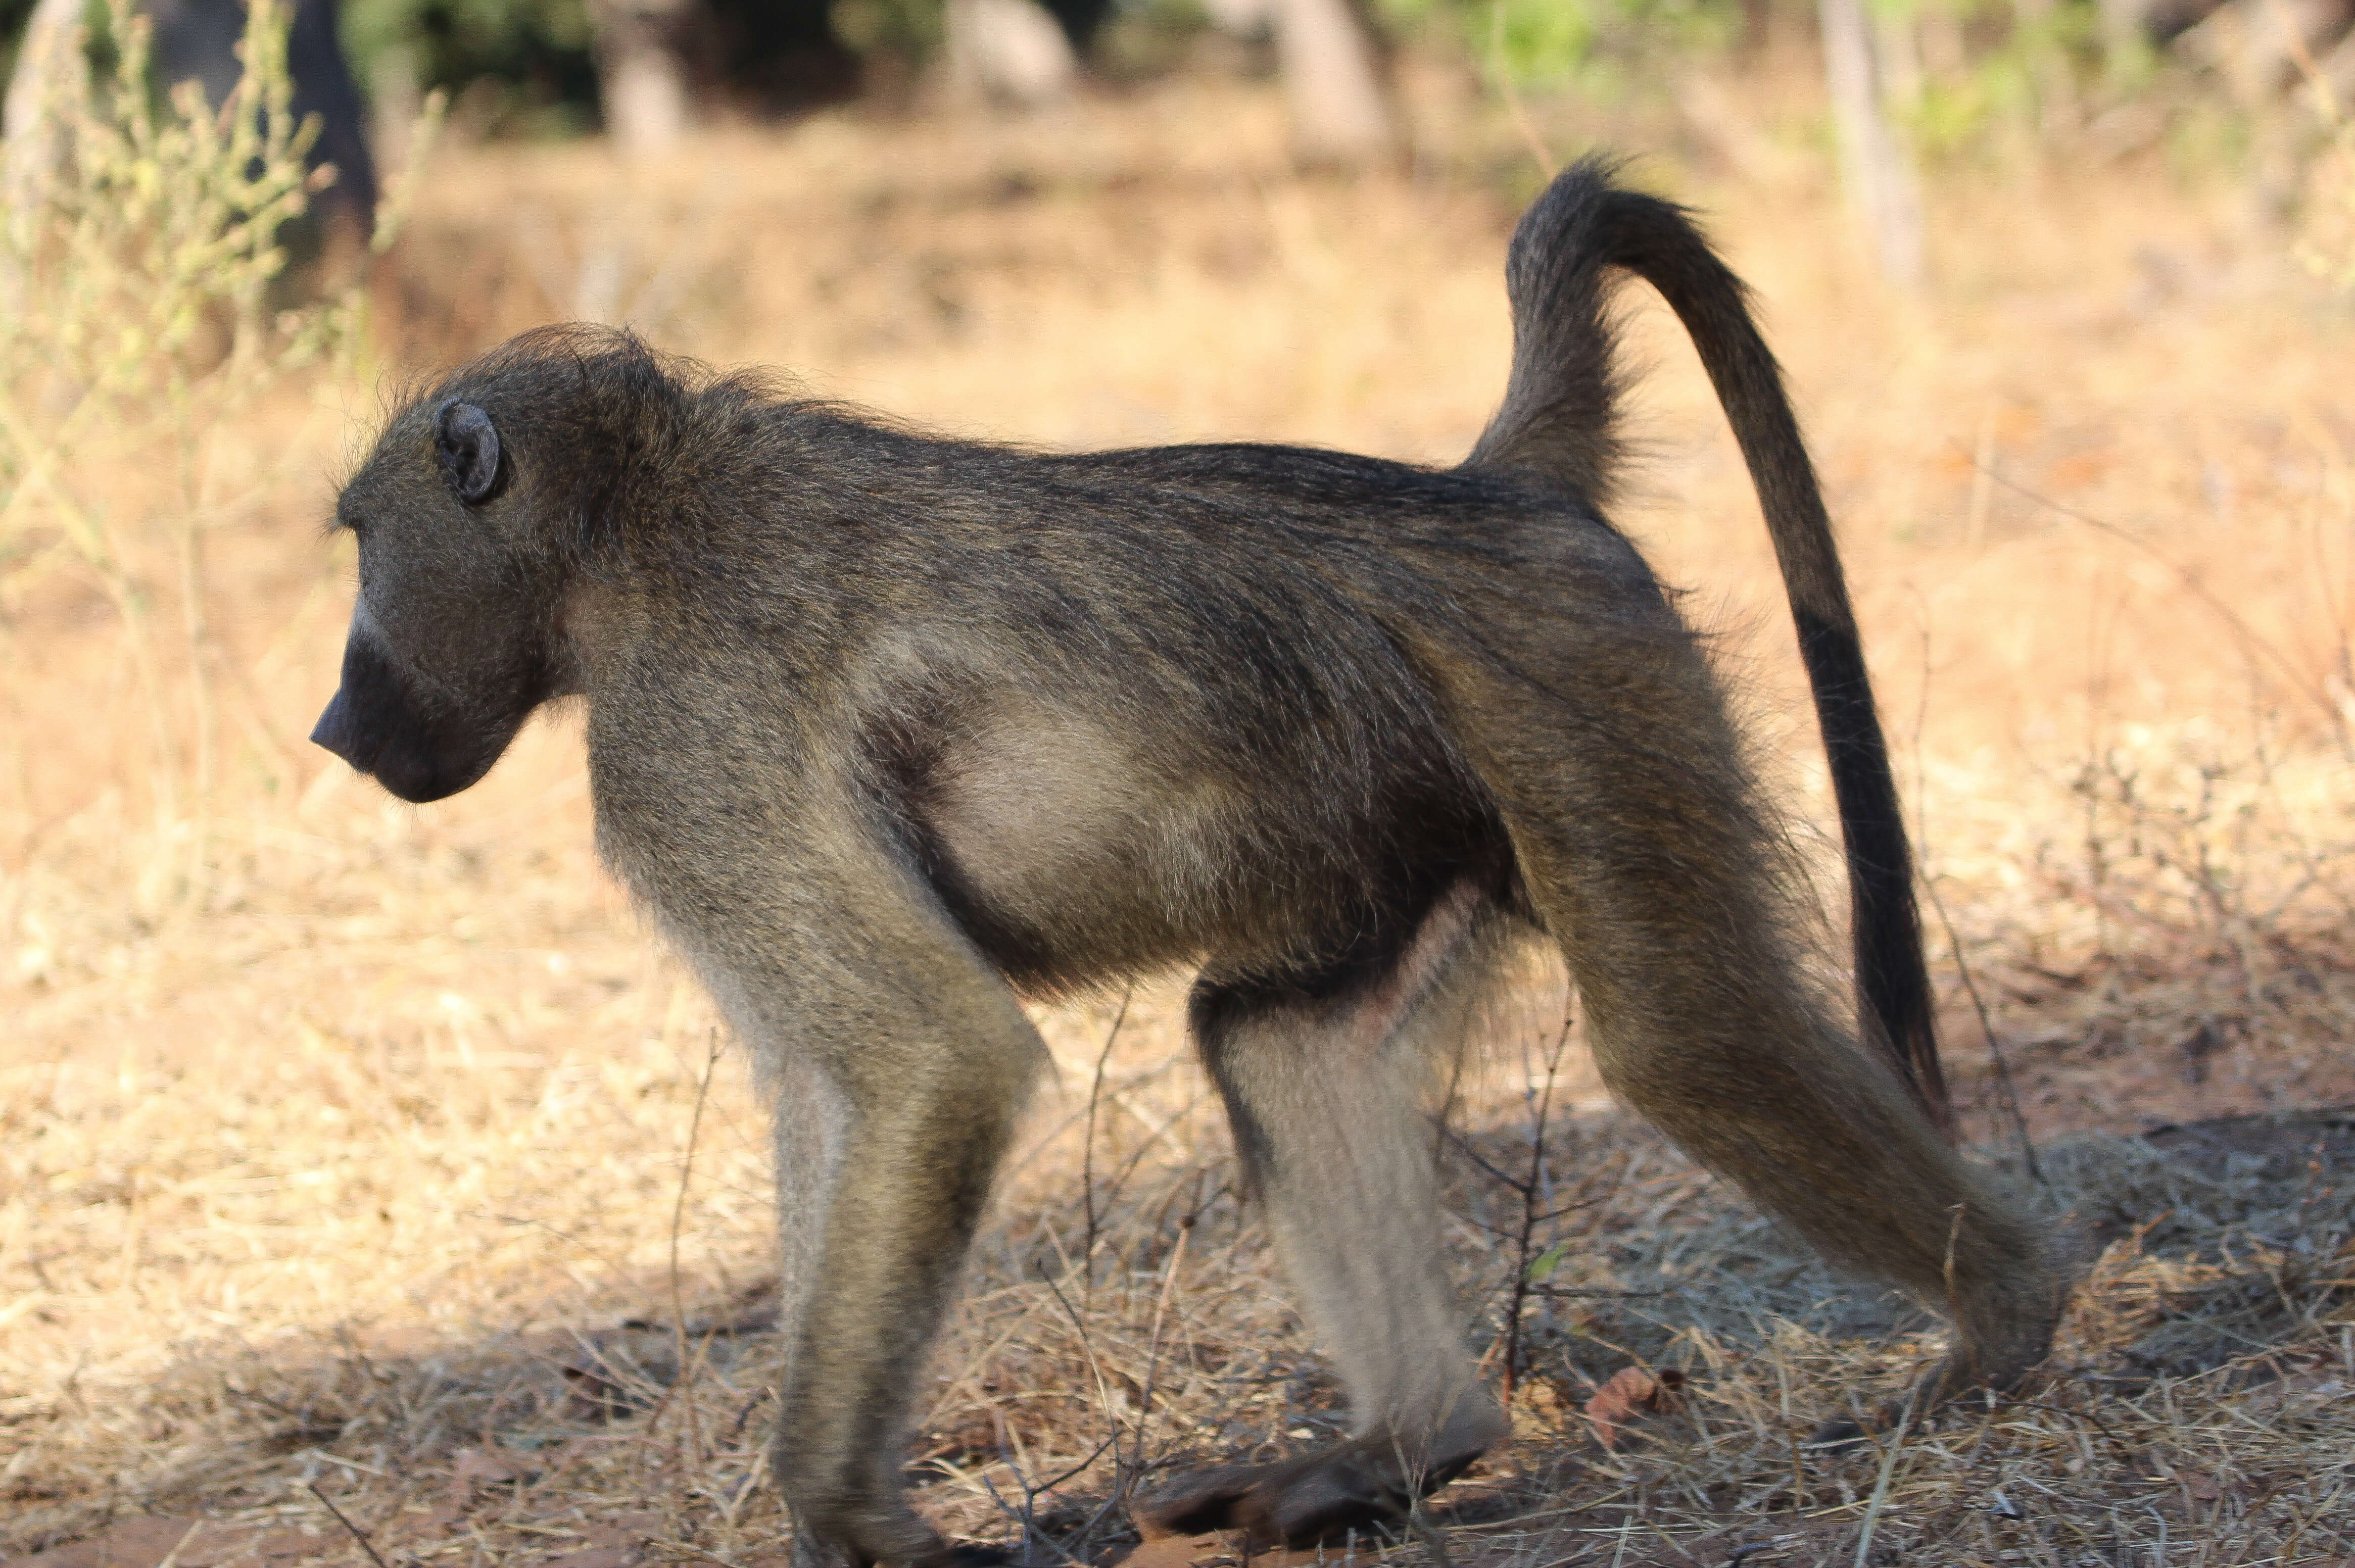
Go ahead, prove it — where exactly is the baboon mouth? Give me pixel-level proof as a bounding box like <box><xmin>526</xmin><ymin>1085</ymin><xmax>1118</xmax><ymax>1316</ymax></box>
<box><xmin>309</xmin><ymin>687</ymin><xmax>509</xmax><ymax>804</ymax></box>
<box><xmin>310</xmin><ymin>626</ymin><xmax>527</xmax><ymax>803</ymax></box>
<box><xmin>369</xmin><ymin>753</ymin><xmax>498</xmax><ymax>804</ymax></box>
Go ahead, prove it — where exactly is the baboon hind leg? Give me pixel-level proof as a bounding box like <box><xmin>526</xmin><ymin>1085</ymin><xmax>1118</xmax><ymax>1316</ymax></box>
<box><xmin>1134</xmin><ymin>884</ymin><xmax>1510</xmax><ymax>1547</ymax></box>
<box><xmin>1443</xmin><ymin>633</ymin><xmax>2061</xmax><ymax>1409</ymax></box>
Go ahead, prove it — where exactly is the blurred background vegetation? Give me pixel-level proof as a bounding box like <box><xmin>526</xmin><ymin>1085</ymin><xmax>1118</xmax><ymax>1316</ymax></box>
<box><xmin>4</xmin><ymin>0</ymin><xmax>2349</xmax><ymax>316</ymax></box>
<box><xmin>4</xmin><ymin>0</ymin><xmax>2344</xmax><ymax>150</ymax></box>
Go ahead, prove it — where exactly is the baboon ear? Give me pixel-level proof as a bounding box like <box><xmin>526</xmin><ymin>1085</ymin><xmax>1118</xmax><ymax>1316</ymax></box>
<box><xmin>436</xmin><ymin>402</ymin><xmax>504</xmax><ymax>506</ymax></box>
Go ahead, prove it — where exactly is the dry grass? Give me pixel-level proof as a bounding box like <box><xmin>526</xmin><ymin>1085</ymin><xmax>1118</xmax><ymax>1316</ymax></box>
<box><xmin>5</xmin><ymin>53</ymin><xmax>2354</xmax><ymax>1568</ymax></box>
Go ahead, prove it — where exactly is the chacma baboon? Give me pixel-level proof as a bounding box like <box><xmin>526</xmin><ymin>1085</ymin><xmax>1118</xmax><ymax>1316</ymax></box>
<box><xmin>312</xmin><ymin>161</ymin><xmax>2062</xmax><ymax>1566</ymax></box>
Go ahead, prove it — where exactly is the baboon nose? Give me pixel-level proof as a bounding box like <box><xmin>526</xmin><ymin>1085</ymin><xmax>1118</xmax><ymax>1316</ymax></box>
<box><xmin>309</xmin><ymin>689</ymin><xmax>365</xmax><ymax>768</ymax></box>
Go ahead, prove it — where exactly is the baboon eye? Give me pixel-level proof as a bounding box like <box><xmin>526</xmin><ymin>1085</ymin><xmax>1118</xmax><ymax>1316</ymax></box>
<box><xmin>436</xmin><ymin>402</ymin><xmax>504</xmax><ymax>506</ymax></box>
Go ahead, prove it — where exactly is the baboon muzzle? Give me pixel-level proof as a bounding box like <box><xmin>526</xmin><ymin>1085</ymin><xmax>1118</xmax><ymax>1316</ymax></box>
<box><xmin>310</xmin><ymin>633</ymin><xmax>513</xmax><ymax>804</ymax></box>
<box><xmin>308</xmin><ymin>683</ymin><xmax>381</xmax><ymax>774</ymax></box>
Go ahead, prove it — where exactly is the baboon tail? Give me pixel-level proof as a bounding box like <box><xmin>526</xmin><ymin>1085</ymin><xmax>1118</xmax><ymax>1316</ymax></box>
<box><xmin>1465</xmin><ymin>159</ymin><xmax>1955</xmax><ymax>1139</ymax></box>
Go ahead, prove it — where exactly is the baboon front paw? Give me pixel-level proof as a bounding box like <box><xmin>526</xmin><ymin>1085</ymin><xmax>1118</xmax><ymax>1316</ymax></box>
<box><xmin>787</xmin><ymin>1533</ymin><xmax>1000</xmax><ymax>1568</ymax></box>
<box><xmin>1903</xmin><ymin>1348</ymin><xmax>2047</xmax><ymax>1426</ymax></box>
<box><xmin>786</xmin><ymin>1503</ymin><xmax>965</xmax><ymax>1568</ymax></box>
<box><xmin>1133</xmin><ymin>1436</ymin><xmax>1484</xmax><ymax>1548</ymax></box>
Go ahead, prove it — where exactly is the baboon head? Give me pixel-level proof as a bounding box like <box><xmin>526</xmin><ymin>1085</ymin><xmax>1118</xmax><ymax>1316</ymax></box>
<box><xmin>312</xmin><ymin>394</ymin><xmax>561</xmax><ymax>803</ymax></box>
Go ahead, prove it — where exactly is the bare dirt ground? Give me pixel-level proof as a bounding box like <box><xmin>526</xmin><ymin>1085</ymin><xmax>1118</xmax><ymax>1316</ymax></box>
<box><xmin>3</xmin><ymin>55</ymin><xmax>2352</xmax><ymax>1568</ymax></box>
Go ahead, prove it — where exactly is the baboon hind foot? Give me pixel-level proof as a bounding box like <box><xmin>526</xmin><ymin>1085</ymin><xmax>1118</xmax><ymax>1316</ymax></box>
<box><xmin>1132</xmin><ymin>1428</ymin><xmax>1493</xmax><ymax>1549</ymax></box>
<box><xmin>786</xmin><ymin>1497</ymin><xmax>1014</xmax><ymax>1568</ymax></box>
<box><xmin>1806</xmin><ymin>1328</ymin><xmax>2060</xmax><ymax>1452</ymax></box>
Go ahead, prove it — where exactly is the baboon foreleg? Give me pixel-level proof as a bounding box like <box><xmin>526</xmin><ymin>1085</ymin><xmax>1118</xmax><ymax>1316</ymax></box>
<box><xmin>1134</xmin><ymin>887</ymin><xmax>1509</xmax><ymax>1546</ymax></box>
<box><xmin>700</xmin><ymin>892</ymin><xmax>1046</xmax><ymax>1568</ymax></box>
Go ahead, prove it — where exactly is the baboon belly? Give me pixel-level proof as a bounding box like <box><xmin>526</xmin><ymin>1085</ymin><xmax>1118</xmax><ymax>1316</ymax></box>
<box><xmin>911</xmin><ymin>703</ymin><xmax>1486</xmax><ymax>987</ymax></box>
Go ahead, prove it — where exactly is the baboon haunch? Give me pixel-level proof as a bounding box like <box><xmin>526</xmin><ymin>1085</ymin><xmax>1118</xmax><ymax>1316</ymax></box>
<box><xmin>313</xmin><ymin>161</ymin><xmax>2061</xmax><ymax>1566</ymax></box>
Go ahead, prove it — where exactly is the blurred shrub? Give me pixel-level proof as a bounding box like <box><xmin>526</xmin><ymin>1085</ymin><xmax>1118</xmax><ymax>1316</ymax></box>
<box><xmin>1892</xmin><ymin>0</ymin><xmax>2110</xmax><ymax>159</ymax></box>
<box><xmin>317</xmin><ymin>0</ymin><xmax>1756</xmax><ymax>120</ymax></box>
<box><xmin>828</xmin><ymin>0</ymin><xmax>942</xmax><ymax>59</ymax></box>
<box><xmin>3</xmin><ymin>0</ymin><xmax>348</xmax><ymax>483</ymax></box>
<box><xmin>1</xmin><ymin>0</ymin><xmax>429</xmax><ymax>901</ymax></box>
<box><xmin>342</xmin><ymin>0</ymin><xmax>598</xmax><ymax>137</ymax></box>
<box><xmin>1377</xmin><ymin>0</ymin><xmax>1744</xmax><ymax>90</ymax></box>
<box><xmin>2298</xmin><ymin>86</ymin><xmax>2353</xmax><ymax>287</ymax></box>
<box><xmin>336</xmin><ymin>0</ymin><xmax>864</xmax><ymax>135</ymax></box>
<box><xmin>3</xmin><ymin>0</ymin><xmax>2263</xmax><ymax>152</ymax></box>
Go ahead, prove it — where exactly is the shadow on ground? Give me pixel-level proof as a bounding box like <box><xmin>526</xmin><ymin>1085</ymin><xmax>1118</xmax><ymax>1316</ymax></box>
<box><xmin>6</xmin><ymin>1108</ymin><xmax>2348</xmax><ymax>1568</ymax></box>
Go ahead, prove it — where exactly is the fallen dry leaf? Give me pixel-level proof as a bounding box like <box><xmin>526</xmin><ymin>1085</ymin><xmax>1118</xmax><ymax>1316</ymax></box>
<box><xmin>2173</xmin><ymin>1466</ymin><xmax>2252</xmax><ymax>1507</ymax></box>
<box><xmin>1583</xmin><ymin>1366</ymin><xmax>1687</xmax><ymax>1450</ymax></box>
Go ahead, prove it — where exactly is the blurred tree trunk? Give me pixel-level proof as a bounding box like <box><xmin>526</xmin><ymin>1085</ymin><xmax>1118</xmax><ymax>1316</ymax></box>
<box><xmin>944</xmin><ymin>0</ymin><xmax>1078</xmax><ymax>105</ymax></box>
<box><xmin>1274</xmin><ymin>0</ymin><xmax>1398</xmax><ymax>163</ymax></box>
<box><xmin>590</xmin><ymin>0</ymin><xmax>703</xmax><ymax>155</ymax></box>
<box><xmin>2011</xmin><ymin>0</ymin><xmax>2080</xmax><ymax>130</ymax></box>
<box><xmin>1875</xmin><ymin>4</ymin><xmax>1923</xmax><ymax>108</ymax></box>
<box><xmin>3</xmin><ymin>0</ymin><xmax>83</xmax><ymax>221</ymax></box>
<box><xmin>2097</xmin><ymin>0</ymin><xmax>2149</xmax><ymax>60</ymax></box>
<box><xmin>1920</xmin><ymin>3</ymin><xmax>1967</xmax><ymax>77</ymax></box>
<box><xmin>939</xmin><ymin>0</ymin><xmax>1397</xmax><ymax>156</ymax></box>
<box><xmin>1818</xmin><ymin>0</ymin><xmax>1925</xmax><ymax>286</ymax></box>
